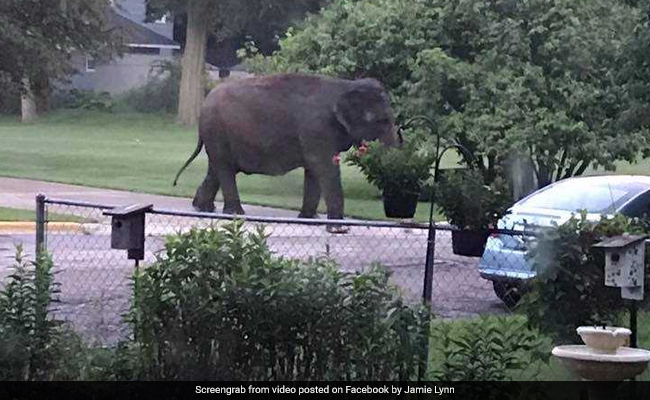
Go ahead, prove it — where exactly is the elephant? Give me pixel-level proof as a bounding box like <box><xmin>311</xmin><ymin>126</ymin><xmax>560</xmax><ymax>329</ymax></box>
<box><xmin>173</xmin><ymin>73</ymin><xmax>401</xmax><ymax>226</ymax></box>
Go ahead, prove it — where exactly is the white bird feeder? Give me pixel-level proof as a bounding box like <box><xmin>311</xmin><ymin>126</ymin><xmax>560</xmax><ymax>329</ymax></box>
<box><xmin>593</xmin><ymin>235</ymin><xmax>647</xmax><ymax>301</ymax></box>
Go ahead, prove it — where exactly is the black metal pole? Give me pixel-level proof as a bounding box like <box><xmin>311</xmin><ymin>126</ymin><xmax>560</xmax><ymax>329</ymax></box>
<box><xmin>630</xmin><ymin>301</ymin><xmax>638</xmax><ymax>348</ymax></box>
<box><xmin>402</xmin><ymin>117</ymin><xmax>439</xmax><ymax>382</ymax></box>
<box><xmin>35</xmin><ymin>194</ymin><xmax>46</xmax><ymax>258</ymax></box>
<box><xmin>422</xmin><ymin>131</ymin><xmax>441</xmax><ymax>304</ymax></box>
<box><xmin>402</xmin><ymin>116</ymin><xmax>474</xmax><ymax>382</ymax></box>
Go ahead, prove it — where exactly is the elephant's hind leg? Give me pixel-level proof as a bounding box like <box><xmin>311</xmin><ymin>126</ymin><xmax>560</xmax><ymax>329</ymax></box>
<box><xmin>192</xmin><ymin>165</ymin><xmax>220</xmax><ymax>212</ymax></box>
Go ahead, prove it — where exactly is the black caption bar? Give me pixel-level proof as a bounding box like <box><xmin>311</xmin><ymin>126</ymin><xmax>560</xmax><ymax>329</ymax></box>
<box><xmin>1</xmin><ymin>381</ymin><xmax>650</xmax><ymax>400</ymax></box>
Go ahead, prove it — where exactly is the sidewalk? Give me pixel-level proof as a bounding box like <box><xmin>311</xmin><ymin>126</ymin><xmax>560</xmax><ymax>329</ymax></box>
<box><xmin>0</xmin><ymin>176</ymin><xmax>297</xmax><ymax>218</ymax></box>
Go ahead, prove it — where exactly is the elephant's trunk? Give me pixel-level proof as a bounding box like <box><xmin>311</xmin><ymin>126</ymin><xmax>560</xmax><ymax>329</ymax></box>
<box><xmin>379</xmin><ymin>126</ymin><xmax>401</xmax><ymax>147</ymax></box>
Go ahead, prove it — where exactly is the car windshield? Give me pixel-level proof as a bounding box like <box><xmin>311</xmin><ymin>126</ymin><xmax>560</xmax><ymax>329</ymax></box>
<box><xmin>518</xmin><ymin>180</ymin><xmax>649</xmax><ymax>213</ymax></box>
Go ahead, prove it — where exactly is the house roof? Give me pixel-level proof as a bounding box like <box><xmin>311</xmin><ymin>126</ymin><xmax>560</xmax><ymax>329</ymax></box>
<box><xmin>112</xmin><ymin>12</ymin><xmax>180</xmax><ymax>49</ymax></box>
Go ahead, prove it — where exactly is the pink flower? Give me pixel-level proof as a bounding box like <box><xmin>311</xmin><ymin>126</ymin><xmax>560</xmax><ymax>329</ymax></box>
<box><xmin>332</xmin><ymin>153</ymin><xmax>341</xmax><ymax>165</ymax></box>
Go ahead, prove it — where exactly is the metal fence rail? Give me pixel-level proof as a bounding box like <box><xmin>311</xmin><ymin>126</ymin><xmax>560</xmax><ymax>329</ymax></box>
<box><xmin>27</xmin><ymin>196</ymin><xmax>533</xmax><ymax>345</ymax></box>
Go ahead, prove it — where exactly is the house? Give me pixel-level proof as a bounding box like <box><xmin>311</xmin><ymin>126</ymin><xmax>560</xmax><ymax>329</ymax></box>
<box><xmin>66</xmin><ymin>0</ymin><xmax>180</xmax><ymax>95</ymax></box>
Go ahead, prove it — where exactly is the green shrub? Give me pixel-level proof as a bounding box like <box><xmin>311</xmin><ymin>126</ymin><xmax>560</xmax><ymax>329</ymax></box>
<box><xmin>0</xmin><ymin>246</ymin><xmax>117</xmax><ymax>381</ymax></box>
<box><xmin>429</xmin><ymin>316</ymin><xmax>549</xmax><ymax>381</ymax></box>
<box><xmin>523</xmin><ymin>213</ymin><xmax>650</xmax><ymax>342</ymax></box>
<box><xmin>129</xmin><ymin>221</ymin><xmax>428</xmax><ymax>380</ymax></box>
<box><xmin>53</xmin><ymin>89</ymin><xmax>115</xmax><ymax>112</ymax></box>
<box><xmin>121</xmin><ymin>60</ymin><xmax>180</xmax><ymax>113</ymax></box>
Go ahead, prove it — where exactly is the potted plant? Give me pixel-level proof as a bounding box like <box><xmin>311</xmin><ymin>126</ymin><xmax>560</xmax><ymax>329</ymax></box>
<box><xmin>346</xmin><ymin>136</ymin><xmax>436</xmax><ymax>219</ymax></box>
<box><xmin>437</xmin><ymin>169</ymin><xmax>511</xmax><ymax>256</ymax></box>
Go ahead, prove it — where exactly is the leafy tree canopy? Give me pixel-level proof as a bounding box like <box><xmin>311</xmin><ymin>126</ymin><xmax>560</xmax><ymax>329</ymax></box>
<box><xmin>145</xmin><ymin>0</ymin><xmax>326</xmax><ymax>49</ymax></box>
<box><xmin>247</xmin><ymin>0</ymin><xmax>648</xmax><ymax>187</ymax></box>
<box><xmin>621</xmin><ymin>0</ymin><xmax>650</xmax><ymax>139</ymax></box>
<box><xmin>0</xmin><ymin>0</ymin><xmax>121</xmax><ymax>85</ymax></box>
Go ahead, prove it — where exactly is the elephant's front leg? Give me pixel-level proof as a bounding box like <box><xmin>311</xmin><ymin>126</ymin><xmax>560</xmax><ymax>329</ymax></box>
<box><xmin>298</xmin><ymin>168</ymin><xmax>321</xmax><ymax>218</ymax></box>
<box><xmin>308</xmin><ymin>157</ymin><xmax>348</xmax><ymax>233</ymax></box>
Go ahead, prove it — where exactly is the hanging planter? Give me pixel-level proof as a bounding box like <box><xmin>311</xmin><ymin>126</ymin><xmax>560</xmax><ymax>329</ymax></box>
<box><xmin>345</xmin><ymin>136</ymin><xmax>436</xmax><ymax>221</ymax></box>
<box><xmin>451</xmin><ymin>229</ymin><xmax>489</xmax><ymax>257</ymax></box>
<box><xmin>383</xmin><ymin>189</ymin><xmax>420</xmax><ymax>219</ymax></box>
<box><xmin>437</xmin><ymin>169</ymin><xmax>512</xmax><ymax>257</ymax></box>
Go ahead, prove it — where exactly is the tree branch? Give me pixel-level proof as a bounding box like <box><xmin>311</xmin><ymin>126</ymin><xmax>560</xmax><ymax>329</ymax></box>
<box><xmin>555</xmin><ymin>148</ymin><xmax>567</xmax><ymax>182</ymax></box>
<box><xmin>574</xmin><ymin>159</ymin><xmax>591</xmax><ymax>176</ymax></box>
<box><xmin>562</xmin><ymin>161</ymin><xmax>579</xmax><ymax>179</ymax></box>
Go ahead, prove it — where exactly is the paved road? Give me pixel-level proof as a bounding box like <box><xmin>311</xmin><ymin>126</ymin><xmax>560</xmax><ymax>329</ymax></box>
<box><xmin>0</xmin><ymin>177</ymin><xmax>508</xmax><ymax>344</ymax></box>
<box><xmin>0</xmin><ymin>176</ymin><xmax>297</xmax><ymax>217</ymax></box>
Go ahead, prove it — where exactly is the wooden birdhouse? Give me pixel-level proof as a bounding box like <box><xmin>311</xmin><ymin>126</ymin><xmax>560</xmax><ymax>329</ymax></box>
<box><xmin>104</xmin><ymin>204</ymin><xmax>152</xmax><ymax>260</ymax></box>
<box><xmin>593</xmin><ymin>235</ymin><xmax>647</xmax><ymax>300</ymax></box>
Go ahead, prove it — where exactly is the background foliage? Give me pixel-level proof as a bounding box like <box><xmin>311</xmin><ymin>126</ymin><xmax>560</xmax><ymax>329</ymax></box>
<box><xmin>246</xmin><ymin>0</ymin><xmax>648</xmax><ymax>187</ymax></box>
<box><xmin>121</xmin><ymin>60</ymin><xmax>182</xmax><ymax>114</ymax></box>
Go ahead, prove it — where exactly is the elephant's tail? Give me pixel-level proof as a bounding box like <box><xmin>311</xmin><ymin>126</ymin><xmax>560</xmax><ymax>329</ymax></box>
<box><xmin>173</xmin><ymin>138</ymin><xmax>204</xmax><ymax>186</ymax></box>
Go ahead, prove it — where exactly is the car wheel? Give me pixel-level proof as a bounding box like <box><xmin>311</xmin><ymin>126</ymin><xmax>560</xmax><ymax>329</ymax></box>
<box><xmin>492</xmin><ymin>281</ymin><xmax>522</xmax><ymax>308</ymax></box>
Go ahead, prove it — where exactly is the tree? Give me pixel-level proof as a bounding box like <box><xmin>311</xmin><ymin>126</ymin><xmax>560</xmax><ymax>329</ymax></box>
<box><xmin>246</xmin><ymin>0</ymin><xmax>645</xmax><ymax>188</ymax></box>
<box><xmin>0</xmin><ymin>0</ymin><xmax>121</xmax><ymax>122</ymax></box>
<box><xmin>146</xmin><ymin>0</ymin><xmax>325</xmax><ymax>127</ymax></box>
<box><xmin>621</xmin><ymin>0</ymin><xmax>650</xmax><ymax>146</ymax></box>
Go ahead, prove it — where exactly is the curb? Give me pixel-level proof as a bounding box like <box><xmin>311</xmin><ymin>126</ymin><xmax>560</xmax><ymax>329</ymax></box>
<box><xmin>0</xmin><ymin>222</ymin><xmax>85</xmax><ymax>234</ymax></box>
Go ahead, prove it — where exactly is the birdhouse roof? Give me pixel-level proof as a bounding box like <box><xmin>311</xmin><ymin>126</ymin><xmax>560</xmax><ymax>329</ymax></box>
<box><xmin>592</xmin><ymin>234</ymin><xmax>648</xmax><ymax>249</ymax></box>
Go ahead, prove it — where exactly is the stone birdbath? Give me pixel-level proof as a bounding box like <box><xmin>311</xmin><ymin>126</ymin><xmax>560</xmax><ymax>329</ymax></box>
<box><xmin>552</xmin><ymin>326</ymin><xmax>650</xmax><ymax>399</ymax></box>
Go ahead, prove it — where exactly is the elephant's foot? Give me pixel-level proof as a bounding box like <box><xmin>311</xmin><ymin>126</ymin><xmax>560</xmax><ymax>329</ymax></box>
<box><xmin>192</xmin><ymin>198</ymin><xmax>215</xmax><ymax>213</ymax></box>
<box><xmin>223</xmin><ymin>204</ymin><xmax>245</xmax><ymax>215</ymax></box>
<box><xmin>326</xmin><ymin>224</ymin><xmax>349</xmax><ymax>234</ymax></box>
<box><xmin>298</xmin><ymin>211</ymin><xmax>319</xmax><ymax>219</ymax></box>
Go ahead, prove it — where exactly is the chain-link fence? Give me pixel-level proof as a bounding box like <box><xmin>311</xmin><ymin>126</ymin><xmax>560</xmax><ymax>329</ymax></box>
<box><xmin>31</xmin><ymin>196</ymin><xmax>533</xmax><ymax>345</ymax></box>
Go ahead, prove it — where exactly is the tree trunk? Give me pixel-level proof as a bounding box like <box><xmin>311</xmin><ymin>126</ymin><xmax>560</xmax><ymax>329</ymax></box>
<box><xmin>21</xmin><ymin>77</ymin><xmax>38</xmax><ymax>123</ymax></box>
<box><xmin>177</xmin><ymin>0</ymin><xmax>210</xmax><ymax>127</ymax></box>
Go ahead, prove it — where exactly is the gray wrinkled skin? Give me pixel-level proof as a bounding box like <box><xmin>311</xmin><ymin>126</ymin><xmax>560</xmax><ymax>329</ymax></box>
<box><xmin>174</xmin><ymin>73</ymin><xmax>399</xmax><ymax>221</ymax></box>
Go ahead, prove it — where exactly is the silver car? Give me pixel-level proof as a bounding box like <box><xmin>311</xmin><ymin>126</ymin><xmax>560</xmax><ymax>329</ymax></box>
<box><xmin>478</xmin><ymin>175</ymin><xmax>650</xmax><ymax>306</ymax></box>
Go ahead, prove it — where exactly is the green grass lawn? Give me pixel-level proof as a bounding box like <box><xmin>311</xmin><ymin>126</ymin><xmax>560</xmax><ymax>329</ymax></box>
<box><xmin>0</xmin><ymin>206</ymin><xmax>85</xmax><ymax>222</ymax></box>
<box><xmin>1</xmin><ymin>110</ymin><xmax>648</xmax><ymax>220</ymax></box>
<box><xmin>0</xmin><ymin>110</ymin><xmax>450</xmax><ymax>221</ymax></box>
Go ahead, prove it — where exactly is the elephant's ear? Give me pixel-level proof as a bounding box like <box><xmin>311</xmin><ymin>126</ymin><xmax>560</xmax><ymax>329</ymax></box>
<box><xmin>334</xmin><ymin>88</ymin><xmax>380</xmax><ymax>136</ymax></box>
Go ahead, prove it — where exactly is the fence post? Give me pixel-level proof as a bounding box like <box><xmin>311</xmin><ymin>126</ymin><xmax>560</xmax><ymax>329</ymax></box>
<box><xmin>35</xmin><ymin>194</ymin><xmax>46</xmax><ymax>257</ymax></box>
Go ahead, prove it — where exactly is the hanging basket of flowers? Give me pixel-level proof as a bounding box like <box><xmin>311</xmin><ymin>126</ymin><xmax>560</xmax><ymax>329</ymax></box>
<box><xmin>346</xmin><ymin>136</ymin><xmax>435</xmax><ymax>219</ymax></box>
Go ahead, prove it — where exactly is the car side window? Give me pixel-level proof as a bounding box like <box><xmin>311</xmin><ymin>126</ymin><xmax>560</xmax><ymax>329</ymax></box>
<box><xmin>621</xmin><ymin>191</ymin><xmax>650</xmax><ymax>220</ymax></box>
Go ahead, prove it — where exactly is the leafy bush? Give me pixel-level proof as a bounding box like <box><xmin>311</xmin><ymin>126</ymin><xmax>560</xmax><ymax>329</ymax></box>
<box><xmin>121</xmin><ymin>60</ymin><xmax>181</xmax><ymax>113</ymax></box>
<box><xmin>0</xmin><ymin>246</ymin><xmax>62</xmax><ymax>380</ymax></box>
<box><xmin>129</xmin><ymin>221</ymin><xmax>428</xmax><ymax>380</ymax></box>
<box><xmin>429</xmin><ymin>316</ymin><xmax>549</xmax><ymax>381</ymax></box>
<box><xmin>53</xmin><ymin>89</ymin><xmax>115</xmax><ymax>112</ymax></box>
<box><xmin>437</xmin><ymin>169</ymin><xmax>511</xmax><ymax>230</ymax></box>
<box><xmin>346</xmin><ymin>133</ymin><xmax>436</xmax><ymax>198</ymax></box>
<box><xmin>523</xmin><ymin>213</ymin><xmax>650</xmax><ymax>342</ymax></box>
